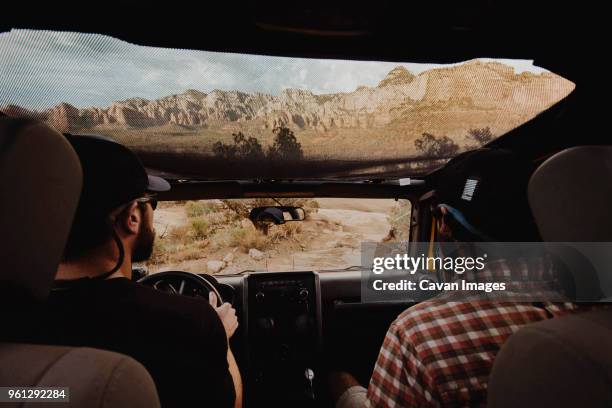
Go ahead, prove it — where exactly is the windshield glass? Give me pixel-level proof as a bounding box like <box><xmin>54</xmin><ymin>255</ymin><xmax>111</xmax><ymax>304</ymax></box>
<box><xmin>0</xmin><ymin>29</ymin><xmax>575</xmax><ymax>179</ymax></box>
<box><xmin>145</xmin><ymin>198</ymin><xmax>411</xmax><ymax>273</ymax></box>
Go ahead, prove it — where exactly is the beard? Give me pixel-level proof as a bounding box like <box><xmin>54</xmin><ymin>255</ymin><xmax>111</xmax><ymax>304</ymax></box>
<box><xmin>132</xmin><ymin>220</ymin><xmax>156</xmax><ymax>262</ymax></box>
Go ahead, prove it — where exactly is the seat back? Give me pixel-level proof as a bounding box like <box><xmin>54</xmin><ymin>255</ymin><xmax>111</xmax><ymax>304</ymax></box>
<box><xmin>529</xmin><ymin>145</ymin><xmax>612</xmax><ymax>300</ymax></box>
<box><xmin>0</xmin><ymin>344</ymin><xmax>160</xmax><ymax>408</ymax></box>
<box><xmin>0</xmin><ymin>117</ymin><xmax>160</xmax><ymax>408</ymax></box>
<box><xmin>488</xmin><ymin>310</ymin><xmax>612</xmax><ymax>407</ymax></box>
<box><xmin>527</xmin><ymin>145</ymin><xmax>612</xmax><ymax>242</ymax></box>
<box><xmin>488</xmin><ymin>146</ymin><xmax>612</xmax><ymax>408</ymax></box>
<box><xmin>0</xmin><ymin>117</ymin><xmax>81</xmax><ymax>305</ymax></box>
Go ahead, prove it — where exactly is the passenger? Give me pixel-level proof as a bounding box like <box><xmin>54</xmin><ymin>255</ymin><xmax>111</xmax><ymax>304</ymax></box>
<box><xmin>34</xmin><ymin>135</ymin><xmax>241</xmax><ymax>408</ymax></box>
<box><xmin>330</xmin><ymin>148</ymin><xmax>583</xmax><ymax>407</ymax></box>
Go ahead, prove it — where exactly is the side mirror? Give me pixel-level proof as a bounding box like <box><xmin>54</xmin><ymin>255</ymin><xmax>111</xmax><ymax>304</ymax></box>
<box><xmin>249</xmin><ymin>206</ymin><xmax>306</xmax><ymax>225</ymax></box>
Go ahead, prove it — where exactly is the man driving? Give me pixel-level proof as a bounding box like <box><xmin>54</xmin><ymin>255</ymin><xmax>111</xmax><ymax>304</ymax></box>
<box><xmin>330</xmin><ymin>148</ymin><xmax>583</xmax><ymax>407</ymax></box>
<box><xmin>37</xmin><ymin>134</ymin><xmax>242</xmax><ymax>408</ymax></box>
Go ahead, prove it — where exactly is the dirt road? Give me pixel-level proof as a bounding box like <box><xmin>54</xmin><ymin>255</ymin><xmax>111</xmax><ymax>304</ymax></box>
<box><xmin>262</xmin><ymin>198</ymin><xmax>395</xmax><ymax>271</ymax></box>
<box><xmin>149</xmin><ymin>198</ymin><xmax>400</xmax><ymax>274</ymax></box>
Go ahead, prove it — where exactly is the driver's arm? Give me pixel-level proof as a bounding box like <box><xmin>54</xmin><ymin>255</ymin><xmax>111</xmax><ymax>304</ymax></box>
<box><xmin>227</xmin><ymin>348</ymin><xmax>243</xmax><ymax>408</ymax></box>
<box><xmin>210</xmin><ymin>293</ymin><xmax>242</xmax><ymax>408</ymax></box>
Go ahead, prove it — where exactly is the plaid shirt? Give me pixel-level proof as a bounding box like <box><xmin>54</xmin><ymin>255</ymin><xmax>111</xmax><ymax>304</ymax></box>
<box><xmin>365</xmin><ymin>257</ymin><xmax>581</xmax><ymax>407</ymax></box>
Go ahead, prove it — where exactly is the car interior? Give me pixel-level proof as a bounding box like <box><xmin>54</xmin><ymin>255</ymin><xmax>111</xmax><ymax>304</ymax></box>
<box><xmin>1</xmin><ymin>2</ymin><xmax>610</xmax><ymax>407</ymax></box>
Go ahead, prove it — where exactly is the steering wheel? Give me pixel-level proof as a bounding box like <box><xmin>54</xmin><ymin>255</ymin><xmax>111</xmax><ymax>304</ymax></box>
<box><xmin>138</xmin><ymin>271</ymin><xmax>224</xmax><ymax>307</ymax></box>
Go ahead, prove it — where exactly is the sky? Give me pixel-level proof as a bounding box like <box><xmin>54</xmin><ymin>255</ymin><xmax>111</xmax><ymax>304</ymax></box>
<box><xmin>0</xmin><ymin>29</ymin><xmax>549</xmax><ymax>110</ymax></box>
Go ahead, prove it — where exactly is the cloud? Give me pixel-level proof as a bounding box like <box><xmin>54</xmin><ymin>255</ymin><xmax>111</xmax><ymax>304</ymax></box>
<box><xmin>0</xmin><ymin>29</ymin><xmax>548</xmax><ymax>110</ymax></box>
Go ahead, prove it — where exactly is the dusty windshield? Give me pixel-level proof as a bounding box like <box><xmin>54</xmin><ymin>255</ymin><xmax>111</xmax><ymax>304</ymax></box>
<box><xmin>145</xmin><ymin>198</ymin><xmax>411</xmax><ymax>274</ymax></box>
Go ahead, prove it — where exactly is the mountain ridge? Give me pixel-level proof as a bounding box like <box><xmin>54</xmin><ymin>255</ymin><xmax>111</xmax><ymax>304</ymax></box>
<box><xmin>2</xmin><ymin>60</ymin><xmax>574</xmax><ymax>133</ymax></box>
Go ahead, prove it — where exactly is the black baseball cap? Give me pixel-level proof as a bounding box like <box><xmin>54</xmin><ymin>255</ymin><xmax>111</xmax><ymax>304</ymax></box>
<box><xmin>427</xmin><ymin>148</ymin><xmax>539</xmax><ymax>241</ymax></box>
<box><xmin>65</xmin><ymin>134</ymin><xmax>170</xmax><ymax>220</ymax></box>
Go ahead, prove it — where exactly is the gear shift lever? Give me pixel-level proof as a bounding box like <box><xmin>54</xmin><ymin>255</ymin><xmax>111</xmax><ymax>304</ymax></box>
<box><xmin>304</xmin><ymin>368</ymin><xmax>315</xmax><ymax>401</ymax></box>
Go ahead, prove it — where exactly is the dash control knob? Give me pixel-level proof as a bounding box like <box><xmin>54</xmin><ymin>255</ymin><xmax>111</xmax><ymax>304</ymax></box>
<box><xmin>255</xmin><ymin>291</ymin><xmax>265</xmax><ymax>302</ymax></box>
<box><xmin>299</xmin><ymin>289</ymin><xmax>309</xmax><ymax>300</ymax></box>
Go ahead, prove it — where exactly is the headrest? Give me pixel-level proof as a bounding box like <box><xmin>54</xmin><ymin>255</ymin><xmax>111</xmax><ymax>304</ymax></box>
<box><xmin>0</xmin><ymin>118</ymin><xmax>82</xmax><ymax>304</ymax></box>
<box><xmin>528</xmin><ymin>146</ymin><xmax>612</xmax><ymax>241</ymax></box>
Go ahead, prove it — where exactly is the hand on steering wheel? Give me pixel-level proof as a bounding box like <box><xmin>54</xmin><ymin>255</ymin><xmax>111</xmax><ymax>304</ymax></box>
<box><xmin>139</xmin><ymin>271</ymin><xmax>237</xmax><ymax>338</ymax></box>
<box><xmin>209</xmin><ymin>292</ymin><xmax>238</xmax><ymax>339</ymax></box>
<box><xmin>138</xmin><ymin>271</ymin><xmax>223</xmax><ymax>306</ymax></box>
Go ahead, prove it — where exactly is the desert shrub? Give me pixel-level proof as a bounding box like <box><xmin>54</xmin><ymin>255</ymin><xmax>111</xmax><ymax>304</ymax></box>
<box><xmin>150</xmin><ymin>223</ymin><xmax>205</xmax><ymax>266</ymax></box>
<box><xmin>220</xmin><ymin>200</ymin><xmax>252</xmax><ymax>219</ymax></box>
<box><xmin>212</xmin><ymin>132</ymin><xmax>265</xmax><ymax>161</ymax></box>
<box><xmin>267</xmin><ymin>126</ymin><xmax>304</xmax><ymax>161</ymax></box>
<box><xmin>305</xmin><ymin>199</ymin><xmax>320</xmax><ymax>209</ymax></box>
<box><xmin>213</xmin><ymin>127</ymin><xmax>304</xmax><ymax>163</ymax></box>
<box><xmin>268</xmin><ymin>222</ymin><xmax>303</xmax><ymax>243</ymax></box>
<box><xmin>191</xmin><ymin>217</ymin><xmax>210</xmax><ymax>240</ymax></box>
<box><xmin>205</xmin><ymin>211</ymin><xmax>229</xmax><ymax>227</ymax></box>
<box><xmin>227</xmin><ymin>225</ymin><xmax>269</xmax><ymax>251</ymax></box>
<box><xmin>467</xmin><ymin>127</ymin><xmax>494</xmax><ymax>146</ymax></box>
<box><xmin>185</xmin><ymin>201</ymin><xmax>215</xmax><ymax>218</ymax></box>
<box><xmin>414</xmin><ymin>132</ymin><xmax>460</xmax><ymax>158</ymax></box>
<box><xmin>171</xmin><ymin>246</ymin><xmax>205</xmax><ymax>262</ymax></box>
<box><xmin>228</xmin><ymin>226</ymin><xmax>247</xmax><ymax>244</ymax></box>
<box><xmin>167</xmin><ymin>225</ymin><xmax>194</xmax><ymax>246</ymax></box>
<box><xmin>150</xmin><ymin>238</ymin><xmax>171</xmax><ymax>265</ymax></box>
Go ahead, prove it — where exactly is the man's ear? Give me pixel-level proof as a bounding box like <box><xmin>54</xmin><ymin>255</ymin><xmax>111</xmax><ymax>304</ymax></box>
<box><xmin>116</xmin><ymin>202</ymin><xmax>141</xmax><ymax>236</ymax></box>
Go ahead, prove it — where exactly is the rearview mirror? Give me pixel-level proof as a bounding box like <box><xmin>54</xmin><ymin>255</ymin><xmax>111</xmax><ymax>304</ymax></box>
<box><xmin>249</xmin><ymin>206</ymin><xmax>306</xmax><ymax>225</ymax></box>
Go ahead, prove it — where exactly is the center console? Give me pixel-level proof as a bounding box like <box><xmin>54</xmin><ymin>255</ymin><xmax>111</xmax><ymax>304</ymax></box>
<box><xmin>243</xmin><ymin>271</ymin><xmax>322</xmax><ymax>407</ymax></box>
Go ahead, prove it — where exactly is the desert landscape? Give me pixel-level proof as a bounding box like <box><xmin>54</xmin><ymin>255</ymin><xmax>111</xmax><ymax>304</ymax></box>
<box><xmin>3</xmin><ymin>60</ymin><xmax>575</xmax><ymax>178</ymax></box>
<box><xmin>145</xmin><ymin>198</ymin><xmax>410</xmax><ymax>274</ymax></box>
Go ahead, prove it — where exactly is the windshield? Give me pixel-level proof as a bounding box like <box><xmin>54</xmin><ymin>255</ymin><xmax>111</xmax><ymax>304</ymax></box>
<box><xmin>0</xmin><ymin>29</ymin><xmax>575</xmax><ymax>179</ymax></box>
<box><xmin>145</xmin><ymin>198</ymin><xmax>411</xmax><ymax>273</ymax></box>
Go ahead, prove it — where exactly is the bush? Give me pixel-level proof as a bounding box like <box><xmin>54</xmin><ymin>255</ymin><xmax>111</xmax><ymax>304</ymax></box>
<box><xmin>228</xmin><ymin>226</ymin><xmax>247</xmax><ymax>244</ymax></box>
<box><xmin>212</xmin><ymin>127</ymin><xmax>304</xmax><ymax>163</ymax></box>
<box><xmin>185</xmin><ymin>201</ymin><xmax>216</xmax><ymax>218</ymax></box>
<box><xmin>467</xmin><ymin>127</ymin><xmax>494</xmax><ymax>146</ymax></box>
<box><xmin>150</xmin><ymin>238</ymin><xmax>171</xmax><ymax>265</ymax></box>
<box><xmin>174</xmin><ymin>246</ymin><xmax>205</xmax><ymax>262</ymax></box>
<box><xmin>165</xmin><ymin>225</ymin><xmax>194</xmax><ymax>246</ymax></box>
<box><xmin>268</xmin><ymin>127</ymin><xmax>304</xmax><ymax>161</ymax></box>
<box><xmin>185</xmin><ymin>201</ymin><xmax>205</xmax><ymax>218</ymax></box>
<box><xmin>191</xmin><ymin>217</ymin><xmax>210</xmax><ymax>240</ymax></box>
<box><xmin>212</xmin><ymin>132</ymin><xmax>265</xmax><ymax>161</ymax></box>
<box><xmin>220</xmin><ymin>200</ymin><xmax>252</xmax><ymax>219</ymax></box>
<box><xmin>414</xmin><ymin>133</ymin><xmax>460</xmax><ymax>158</ymax></box>
<box><xmin>228</xmin><ymin>225</ymin><xmax>269</xmax><ymax>251</ymax></box>
<box><xmin>205</xmin><ymin>211</ymin><xmax>229</xmax><ymax>227</ymax></box>
<box><xmin>268</xmin><ymin>222</ymin><xmax>303</xmax><ymax>243</ymax></box>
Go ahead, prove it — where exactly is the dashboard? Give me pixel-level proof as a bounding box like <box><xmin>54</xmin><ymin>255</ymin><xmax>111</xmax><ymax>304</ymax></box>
<box><xmin>141</xmin><ymin>269</ymin><xmax>415</xmax><ymax>407</ymax></box>
<box><xmin>244</xmin><ymin>272</ymin><xmax>321</xmax><ymax>406</ymax></box>
<box><xmin>141</xmin><ymin>270</ymin><xmax>324</xmax><ymax>407</ymax></box>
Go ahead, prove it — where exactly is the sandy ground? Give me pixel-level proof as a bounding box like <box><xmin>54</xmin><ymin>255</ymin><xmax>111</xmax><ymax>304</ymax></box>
<box><xmin>149</xmin><ymin>198</ymin><xmax>401</xmax><ymax>274</ymax></box>
<box><xmin>153</xmin><ymin>205</ymin><xmax>188</xmax><ymax>237</ymax></box>
<box><xmin>281</xmin><ymin>198</ymin><xmax>395</xmax><ymax>271</ymax></box>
